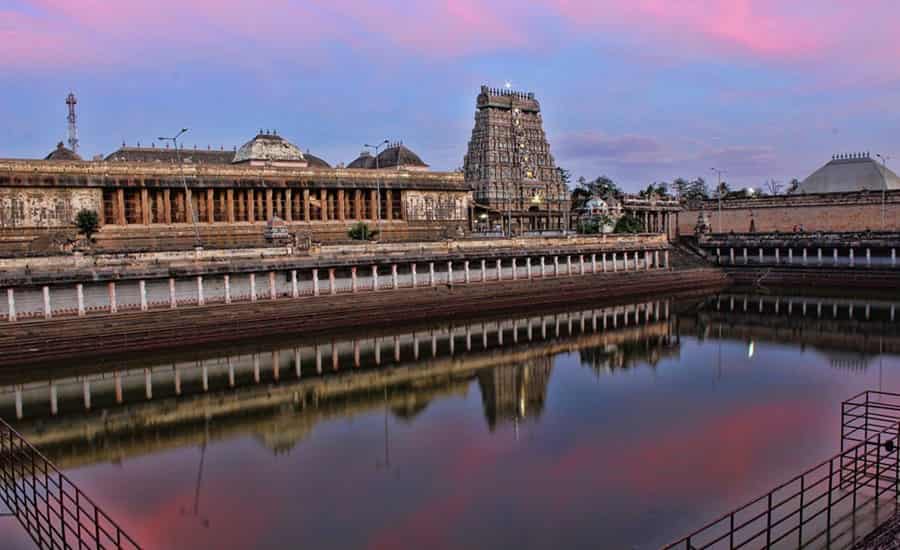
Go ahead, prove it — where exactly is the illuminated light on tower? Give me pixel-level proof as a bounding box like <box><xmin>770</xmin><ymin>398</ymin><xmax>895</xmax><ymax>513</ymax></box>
<box><xmin>66</xmin><ymin>92</ymin><xmax>79</xmax><ymax>153</ymax></box>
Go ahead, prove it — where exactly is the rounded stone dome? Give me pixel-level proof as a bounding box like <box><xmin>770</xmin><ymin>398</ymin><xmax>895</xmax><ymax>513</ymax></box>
<box><xmin>233</xmin><ymin>132</ymin><xmax>306</xmax><ymax>165</ymax></box>
<box><xmin>45</xmin><ymin>142</ymin><xmax>82</xmax><ymax>161</ymax></box>
<box><xmin>377</xmin><ymin>142</ymin><xmax>428</xmax><ymax>169</ymax></box>
<box><xmin>348</xmin><ymin>150</ymin><xmax>377</xmax><ymax>169</ymax></box>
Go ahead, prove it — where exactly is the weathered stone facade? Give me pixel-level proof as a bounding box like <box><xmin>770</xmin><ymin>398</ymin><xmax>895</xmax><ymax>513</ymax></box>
<box><xmin>679</xmin><ymin>191</ymin><xmax>900</xmax><ymax>235</ymax></box>
<box><xmin>464</xmin><ymin>86</ymin><xmax>569</xmax><ymax>233</ymax></box>
<box><xmin>0</xmin><ymin>158</ymin><xmax>471</xmax><ymax>256</ymax></box>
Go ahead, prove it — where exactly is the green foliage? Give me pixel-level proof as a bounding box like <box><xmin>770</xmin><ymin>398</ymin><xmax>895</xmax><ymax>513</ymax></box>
<box><xmin>672</xmin><ymin>177</ymin><xmax>709</xmax><ymax>201</ymax></box>
<box><xmin>348</xmin><ymin>222</ymin><xmax>379</xmax><ymax>241</ymax></box>
<box><xmin>557</xmin><ymin>167</ymin><xmax>572</xmax><ymax>187</ymax></box>
<box><xmin>787</xmin><ymin>178</ymin><xmax>800</xmax><ymax>193</ymax></box>
<box><xmin>613</xmin><ymin>213</ymin><xmax>645</xmax><ymax>234</ymax></box>
<box><xmin>638</xmin><ymin>182</ymin><xmax>670</xmax><ymax>198</ymax></box>
<box><xmin>74</xmin><ymin>209</ymin><xmax>100</xmax><ymax>240</ymax></box>
<box><xmin>577</xmin><ymin>219</ymin><xmax>601</xmax><ymax>234</ymax></box>
<box><xmin>570</xmin><ymin>175</ymin><xmax>621</xmax><ymax>210</ymax></box>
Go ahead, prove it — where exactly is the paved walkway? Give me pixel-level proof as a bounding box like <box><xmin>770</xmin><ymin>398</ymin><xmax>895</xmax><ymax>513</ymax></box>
<box><xmin>855</xmin><ymin>513</ymin><xmax>900</xmax><ymax>550</ymax></box>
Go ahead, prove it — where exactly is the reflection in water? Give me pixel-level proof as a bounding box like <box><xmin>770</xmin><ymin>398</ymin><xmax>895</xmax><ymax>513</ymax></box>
<box><xmin>1</xmin><ymin>291</ymin><xmax>900</xmax><ymax>549</ymax></box>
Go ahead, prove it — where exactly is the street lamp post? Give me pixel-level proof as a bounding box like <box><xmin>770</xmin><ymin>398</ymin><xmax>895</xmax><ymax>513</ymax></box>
<box><xmin>158</xmin><ymin>129</ymin><xmax>202</xmax><ymax>249</ymax></box>
<box><xmin>364</xmin><ymin>140</ymin><xmax>390</xmax><ymax>235</ymax></box>
<box><xmin>711</xmin><ymin>168</ymin><xmax>726</xmax><ymax>233</ymax></box>
<box><xmin>877</xmin><ymin>154</ymin><xmax>891</xmax><ymax>230</ymax></box>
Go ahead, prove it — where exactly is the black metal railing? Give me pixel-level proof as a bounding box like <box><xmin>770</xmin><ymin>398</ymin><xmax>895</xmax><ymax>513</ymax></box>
<box><xmin>663</xmin><ymin>390</ymin><xmax>900</xmax><ymax>549</ymax></box>
<box><xmin>0</xmin><ymin>418</ymin><xmax>141</xmax><ymax>549</ymax></box>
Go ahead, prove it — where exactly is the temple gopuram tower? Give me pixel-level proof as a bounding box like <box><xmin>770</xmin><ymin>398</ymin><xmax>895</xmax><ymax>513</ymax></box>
<box><xmin>464</xmin><ymin>85</ymin><xmax>569</xmax><ymax>234</ymax></box>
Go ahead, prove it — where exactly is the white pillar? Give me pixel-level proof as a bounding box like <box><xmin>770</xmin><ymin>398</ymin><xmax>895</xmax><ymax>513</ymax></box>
<box><xmin>42</xmin><ymin>285</ymin><xmax>51</xmax><ymax>319</ymax></box>
<box><xmin>391</xmin><ymin>264</ymin><xmax>398</xmax><ymax>289</ymax></box>
<box><xmin>496</xmin><ymin>258</ymin><xmax>502</xmax><ymax>280</ymax></box>
<box><xmin>351</xmin><ymin>267</ymin><xmax>358</xmax><ymax>293</ymax></box>
<box><xmin>612</xmin><ymin>253</ymin><xmax>618</xmax><ymax>272</ymax></box>
<box><xmin>14</xmin><ymin>386</ymin><xmax>22</xmax><ymax>419</ymax></box>
<box><xmin>481</xmin><ymin>259</ymin><xmax>487</xmax><ymax>282</ymax></box>
<box><xmin>76</xmin><ymin>284</ymin><xmax>85</xmax><ymax>316</ymax></box>
<box><xmin>802</xmin><ymin>248</ymin><xmax>807</xmax><ymax>266</ymax></box>
<box><xmin>250</xmin><ymin>273</ymin><xmax>257</xmax><ymax>302</ymax></box>
<box><xmin>224</xmin><ymin>275</ymin><xmax>232</xmax><ymax>304</ymax></box>
<box><xmin>540</xmin><ymin>256</ymin><xmax>546</xmax><ymax>276</ymax></box>
<box><xmin>788</xmin><ymin>249</ymin><xmax>793</xmax><ymax>265</ymax></box>
<box><xmin>527</xmin><ymin>257</ymin><xmax>533</xmax><ymax>279</ymax></box>
<box><xmin>447</xmin><ymin>261</ymin><xmax>454</xmax><ymax>284</ymax></box>
<box><xmin>743</xmin><ymin>248</ymin><xmax>748</xmax><ymax>265</ymax></box>
<box><xmin>197</xmin><ymin>276</ymin><xmax>204</xmax><ymax>306</ymax></box>
<box><xmin>169</xmin><ymin>278</ymin><xmax>177</xmax><ymax>308</ymax></box>
<box><xmin>833</xmin><ymin>248</ymin><xmax>839</xmax><ymax>266</ymax></box>
<box><xmin>329</xmin><ymin>268</ymin><xmax>336</xmax><ymax>295</ymax></box>
<box><xmin>866</xmin><ymin>248</ymin><xmax>871</xmax><ymax>267</ymax></box>
<box><xmin>429</xmin><ymin>262</ymin><xmax>435</xmax><ymax>286</ymax></box>
<box><xmin>553</xmin><ymin>256</ymin><xmax>559</xmax><ymax>276</ymax></box>
<box><xmin>371</xmin><ymin>265</ymin><xmax>378</xmax><ymax>291</ymax></box>
<box><xmin>893</xmin><ymin>249</ymin><xmax>897</xmax><ymax>268</ymax></box>
<box><xmin>591</xmin><ymin>254</ymin><xmax>597</xmax><ymax>273</ymax></box>
<box><xmin>174</xmin><ymin>365</ymin><xmax>181</xmax><ymax>395</ymax></box>
<box><xmin>291</xmin><ymin>270</ymin><xmax>298</xmax><ymax>298</ymax></box>
<box><xmin>567</xmin><ymin>255</ymin><xmax>572</xmax><ymax>275</ymax></box>
<box><xmin>50</xmin><ymin>382</ymin><xmax>58</xmax><ymax>415</ymax></box>
<box><xmin>729</xmin><ymin>248</ymin><xmax>735</xmax><ymax>265</ymax></box>
<box><xmin>579</xmin><ymin>255</ymin><xmax>585</xmax><ymax>274</ymax></box>
<box><xmin>253</xmin><ymin>354</ymin><xmax>261</xmax><ymax>382</ymax></box>
<box><xmin>411</xmin><ymin>264</ymin><xmax>417</xmax><ymax>287</ymax></box>
<box><xmin>512</xmin><ymin>258</ymin><xmax>518</xmax><ymax>280</ymax></box>
<box><xmin>139</xmin><ymin>280</ymin><xmax>147</xmax><ymax>311</ymax></box>
<box><xmin>83</xmin><ymin>379</ymin><xmax>91</xmax><ymax>410</ymax></box>
<box><xmin>850</xmin><ymin>248</ymin><xmax>855</xmax><ymax>267</ymax></box>
<box><xmin>294</xmin><ymin>349</ymin><xmax>301</xmax><ymax>378</ymax></box>
<box><xmin>114</xmin><ymin>372</ymin><xmax>123</xmax><ymax>403</ymax></box>
<box><xmin>759</xmin><ymin>248</ymin><xmax>764</xmax><ymax>264</ymax></box>
<box><xmin>269</xmin><ymin>271</ymin><xmax>277</xmax><ymax>300</ymax></box>
<box><xmin>775</xmin><ymin>249</ymin><xmax>780</xmax><ymax>264</ymax></box>
<box><xmin>602</xmin><ymin>253</ymin><xmax>608</xmax><ymax>272</ymax></box>
<box><xmin>818</xmin><ymin>248</ymin><xmax>823</xmax><ymax>265</ymax></box>
<box><xmin>108</xmin><ymin>282</ymin><xmax>117</xmax><ymax>313</ymax></box>
<box><xmin>145</xmin><ymin>368</ymin><xmax>153</xmax><ymax>399</ymax></box>
<box><xmin>464</xmin><ymin>261</ymin><xmax>471</xmax><ymax>284</ymax></box>
<box><xmin>716</xmin><ymin>248</ymin><xmax>721</xmax><ymax>264</ymax></box>
<box><xmin>664</xmin><ymin>250</ymin><xmax>670</xmax><ymax>268</ymax></box>
<box><xmin>313</xmin><ymin>269</ymin><xmax>320</xmax><ymax>296</ymax></box>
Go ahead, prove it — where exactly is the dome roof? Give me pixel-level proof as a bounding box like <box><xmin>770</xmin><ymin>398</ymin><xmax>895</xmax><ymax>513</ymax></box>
<box><xmin>348</xmin><ymin>150</ymin><xmax>377</xmax><ymax>169</ymax></box>
<box><xmin>45</xmin><ymin>142</ymin><xmax>82</xmax><ymax>161</ymax></box>
<box><xmin>796</xmin><ymin>153</ymin><xmax>900</xmax><ymax>194</ymax></box>
<box><xmin>233</xmin><ymin>131</ymin><xmax>306</xmax><ymax>165</ymax></box>
<box><xmin>304</xmin><ymin>152</ymin><xmax>331</xmax><ymax>168</ymax></box>
<box><xmin>377</xmin><ymin>142</ymin><xmax>428</xmax><ymax>169</ymax></box>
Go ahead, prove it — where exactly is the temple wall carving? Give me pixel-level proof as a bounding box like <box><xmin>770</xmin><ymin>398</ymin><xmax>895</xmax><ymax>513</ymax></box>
<box><xmin>0</xmin><ymin>188</ymin><xmax>101</xmax><ymax>229</ymax></box>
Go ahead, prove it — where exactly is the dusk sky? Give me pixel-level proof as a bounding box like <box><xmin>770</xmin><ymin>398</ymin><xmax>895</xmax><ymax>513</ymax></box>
<box><xmin>2</xmin><ymin>0</ymin><xmax>898</xmax><ymax>191</ymax></box>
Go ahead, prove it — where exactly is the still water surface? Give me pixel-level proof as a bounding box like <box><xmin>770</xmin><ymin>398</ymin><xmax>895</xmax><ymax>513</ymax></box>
<box><xmin>1</xmin><ymin>292</ymin><xmax>899</xmax><ymax>549</ymax></box>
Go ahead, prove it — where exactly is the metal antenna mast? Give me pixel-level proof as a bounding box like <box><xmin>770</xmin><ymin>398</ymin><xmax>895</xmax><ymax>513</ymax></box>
<box><xmin>66</xmin><ymin>92</ymin><xmax>79</xmax><ymax>153</ymax></box>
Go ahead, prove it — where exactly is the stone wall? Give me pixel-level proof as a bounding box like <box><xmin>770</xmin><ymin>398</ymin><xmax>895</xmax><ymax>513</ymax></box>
<box><xmin>404</xmin><ymin>190</ymin><xmax>469</xmax><ymax>221</ymax></box>
<box><xmin>679</xmin><ymin>191</ymin><xmax>900</xmax><ymax>235</ymax></box>
<box><xmin>0</xmin><ymin>188</ymin><xmax>101</xmax><ymax>229</ymax></box>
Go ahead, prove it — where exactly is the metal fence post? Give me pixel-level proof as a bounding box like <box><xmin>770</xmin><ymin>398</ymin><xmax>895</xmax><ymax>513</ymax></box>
<box><xmin>827</xmin><ymin>459</ymin><xmax>833</xmax><ymax>545</ymax></box>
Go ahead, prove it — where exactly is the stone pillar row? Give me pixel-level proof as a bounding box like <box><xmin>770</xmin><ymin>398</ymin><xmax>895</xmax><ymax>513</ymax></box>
<box><xmin>1</xmin><ymin>249</ymin><xmax>672</xmax><ymax>321</ymax></box>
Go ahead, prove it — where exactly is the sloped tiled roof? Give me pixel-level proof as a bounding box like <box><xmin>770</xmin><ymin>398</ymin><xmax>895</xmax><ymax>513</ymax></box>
<box><xmin>796</xmin><ymin>153</ymin><xmax>900</xmax><ymax>194</ymax></box>
<box><xmin>105</xmin><ymin>146</ymin><xmax>235</xmax><ymax>164</ymax></box>
<box><xmin>45</xmin><ymin>142</ymin><xmax>82</xmax><ymax>161</ymax></box>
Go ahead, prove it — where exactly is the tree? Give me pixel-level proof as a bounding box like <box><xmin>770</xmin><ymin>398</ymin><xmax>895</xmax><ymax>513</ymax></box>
<box><xmin>570</xmin><ymin>175</ymin><xmax>621</xmax><ymax>211</ymax></box>
<box><xmin>74</xmin><ymin>209</ymin><xmax>100</xmax><ymax>241</ymax></box>
<box><xmin>638</xmin><ymin>182</ymin><xmax>670</xmax><ymax>199</ymax></box>
<box><xmin>764</xmin><ymin>179</ymin><xmax>783</xmax><ymax>196</ymax></box>
<box><xmin>675</xmin><ymin>177</ymin><xmax>709</xmax><ymax>201</ymax></box>
<box><xmin>613</xmin><ymin>213</ymin><xmax>645</xmax><ymax>234</ymax></box>
<box><xmin>557</xmin><ymin>167</ymin><xmax>572</xmax><ymax>187</ymax></box>
<box><xmin>787</xmin><ymin>178</ymin><xmax>800</xmax><ymax>194</ymax></box>
<box><xmin>348</xmin><ymin>222</ymin><xmax>379</xmax><ymax>241</ymax></box>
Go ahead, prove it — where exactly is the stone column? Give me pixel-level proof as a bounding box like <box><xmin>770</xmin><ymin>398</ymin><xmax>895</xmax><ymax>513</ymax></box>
<box><xmin>197</xmin><ymin>276</ymin><xmax>204</xmax><ymax>306</ymax></box>
<box><xmin>320</xmin><ymin>189</ymin><xmax>329</xmax><ymax>221</ymax></box>
<box><xmin>664</xmin><ymin>250</ymin><xmax>670</xmax><ymax>268</ymax></box>
<box><xmin>250</xmin><ymin>273</ymin><xmax>257</xmax><ymax>302</ymax></box>
<box><xmin>481</xmin><ymin>259</ymin><xmax>487</xmax><ymax>282</ymax></box>
<box><xmin>303</xmin><ymin>189</ymin><xmax>311</xmax><ymax>221</ymax></box>
<box><xmin>76</xmin><ymin>284</ymin><xmax>85</xmax><ymax>316</ymax></box>
<box><xmin>567</xmin><ymin>255</ymin><xmax>572</xmax><ymax>275</ymax></box>
<box><xmin>139</xmin><ymin>280</ymin><xmax>148</xmax><ymax>311</ymax></box>
<box><xmin>224</xmin><ymin>275</ymin><xmax>232</xmax><ymax>304</ymax></box>
<box><xmin>313</xmin><ymin>269</ymin><xmax>320</xmax><ymax>296</ymax></box>
<box><xmin>265</xmin><ymin>189</ymin><xmax>274</xmax><ymax>221</ymax></box>
<box><xmin>833</xmin><ymin>248</ymin><xmax>839</xmax><ymax>266</ymax></box>
<box><xmin>391</xmin><ymin>264</ymin><xmax>398</xmax><ymax>289</ymax></box>
<box><xmin>817</xmin><ymin>248</ymin><xmax>823</xmax><ymax>265</ymax></box>
<box><xmin>802</xmin><ymin>248</ymin><xmax>808</xmax><ymax>265</ymax></box>
<box><xmin>207</xmin><ymin>189</ymin><xmax>216</xmax><ymax>223</ymax></box>
<box><xmin>496</xmin><ymin>259</ymin><xmax>503</xmax><ymax>280</ymax></box>
<box><xmin>329</xmin><ymin>268</ymin><xmax>336</xmax><ymax>295</ymax></box>
<box><xmin>553</xmin><ymin>256</ymin><xmax>559</xmax><ymax>276</ymax></box>
<box><xmin>169</xmin><ymin>278</ymin><xmax>177</xmax><ymax>308</ymax></box>
<box><xmin>655</xmin><ymin>250</ymin><xmax>661</xmax><ymax>269</ymax></box>
<box><xmin>351</xmin><ymin>267</ymin><xmax>358</xmax><ymax>293</ymax></box>
<box><xmin>429</xmin><ymin>262</ymin><xmax>435</xmax><ymax>286</ymax></box>
<box><xmin>227</xmin><ymin>189</ymin><xmax>236</xmax><ymax>223</ymax></box>
<box><xmin>337</xmin><ymin>189</ymin><xmax>346</xmax><ymax>221</ymax></box>
<box><xmin>579</xmin><ymin>255</ymin><xmax>585</xmax><ymax>274</ymax></box>
<box><xmin>602</xmin><ymin>253</ymin><xmax>607</xmax><ymax>272</ymax></box>
<box><xmin>372</xmin><ymin>265</ymin><xmax>379</xmax><ymax>291</ymax></box>
<box><xmin>369</xmin><ymin>189</ymin><xmax>378</xmax><ymax>220</ymax></box>
<box><xmin>512</xmin><ymin>258</ymin><xmax>518</xmax><ymax>280</ymax></box>
<box><xmin>850</xmin><ymin>248</ymin><xmax>855</xmax><ymax>267</ymax></box>
<box><xmin>42</xmin><ymin>286</ymin><xmax>51</xmax><ymax>319</ymax></box>
<box><xmin>411</xmin><ymin>264</ymin><xmax>417</xmax><ymax>287</ymax></box>
<box><xmin>116</xmin><ymin>189</ymin><xmax>126</xmax><ymax>225</ymax></box>
<box><xmin>759</xmin><ymin>248</ymin><xmax>764</xmax><ymax>264</ymax></box>
<box><xmin>447</xmin><ymin>261</ymin><xmax>453</xmax><ymax>284</ymax></box>
<box><xmin>893</xmin><ymin>248</ymin><xmax>897</xmax><ymax>268</ymax></box>
<box><xmin>540</xmin><ymin>256</ymin><xmax>546</xmax><ymax>276</ymax></box>
<box><xmin>730</xmin><ymin>248</ymin><xmax>735</xmax><ymax>265</ymax></box>
<box><xmin>291</xmin><ymin>270</ymin><xmax>298</xmax><ymax>298</ymax></box>
<box><xmin>788</xmin><ymin>249</ymin><xmax>793</xmax><ymax>265</ymax></box>
<box><xmin>775</xmin><ymin>249</ymin><xmax>780</xmax><ymax>264</ymax></box>
<box><xmin>385</xmin><ymin>190</ymin><xmax>394</xmax><ymax>221</ymax></box>
<box><xmin>527</xmin><ymin>257</ymin><xmax>533</xmax><ymax>279</ymax></box>
<box><xmin>141</xmin><ymin>188</ymin><xmax>151</xmax><ymax>224</ymax></box>
<box><xmin>354</xmin><ymin>190</ymin><xmax>363</xmax><ymax>220</ymax></box>
<box><xmin>164</xmin><ymin>189</ymin><xmax>173</xmax><ymax>223</ymax></box>
<box><xmin>866</xmin><ymin>248</ymin><xmax>871</xmax><ymax>267</ymax></box>
<box><xmin>108</xmin><ymin>282</ymin><xmax>117</xmax><ymax>313</ymax></box>
<box><xmin>464</xmin><ymin>261</ymin><xmax>471</xmax><ymax>283</ymax></box>
<box><xmin>612</xmin><ymin>253</ymin><xmax>617</xmax><ymax>272</ymax></box>
<box><xmin>269</xmin><ymin>272</ymin><xmax>277</xmax><ymax>300</ymax></box>
<box><xmin>247</xmin><ymin>190</ymin><xmax>255</xmax><ymax>223</ymax></box>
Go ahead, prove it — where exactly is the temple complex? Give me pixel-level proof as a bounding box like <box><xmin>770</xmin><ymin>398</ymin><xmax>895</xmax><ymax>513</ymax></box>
<box><xmin>464</xmin><ymin>86</ymin><xmax>570</xmax><ymax>233</ymax></box>
<box><xmin>0</xmin><ymin>132</ymin><xmax>470</xmax><ymax>255</ymax></box>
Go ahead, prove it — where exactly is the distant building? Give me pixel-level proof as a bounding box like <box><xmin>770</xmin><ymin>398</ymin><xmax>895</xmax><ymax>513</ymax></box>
<box><xmin>347</xmin><ymin>142</ymin><xmax>428</xmax><ymax>172</ymax></box>
<box><xmin>795</xmin><ymin>153</ymin><xmax>900</xmax><ymax>194</ymax></box>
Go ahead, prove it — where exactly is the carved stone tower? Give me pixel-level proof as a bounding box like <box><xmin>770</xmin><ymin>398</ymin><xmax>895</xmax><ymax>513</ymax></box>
<box><xmin>463</xmin><ymin>85</ymin><xmax>569</xmax><ymax>233</ymax></box>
